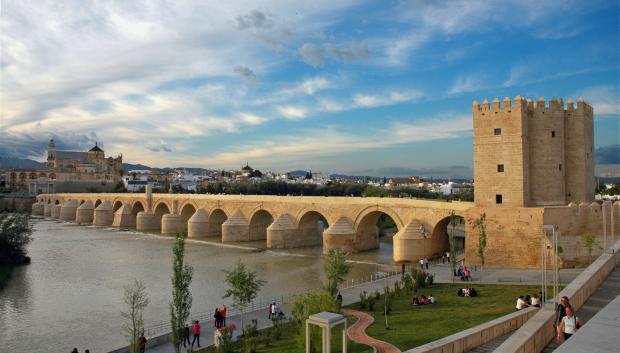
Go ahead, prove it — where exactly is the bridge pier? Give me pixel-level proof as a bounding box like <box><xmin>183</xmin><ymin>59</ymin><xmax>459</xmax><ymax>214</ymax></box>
<box><xmin>76</xmin><ymin>201</ymin><xmax>94</xmax><ymax>224</ymax></box>
<box><xmin>162</xmin><ymin>214</ymin><xmax>183</xmax><ymax>236</ymax></box>
<box><xmin>113</xmin><ymin>204</ymin><xmax>136</xmax><ymax>228</ymax></box>
<box><xmin>44</xmin><ymin>203</ymin><xmax>53</xmax><ymax>217</ymax></box>
<box><xmin>51</xmin><ymin>204</ymin><xmax>62</xmax><ymax>218</ymax></box>
<box><xmin>94</xmin><ymin>201</ymin><xmax>114</xmax><ymax>226</ymax></box>
<box><xmin>393</xmin><ymin>221</ymin><xmax>426</xmax><ymax>263</ymax></box>
<box><xmin>322</xmin><ymin>218</ymin><xmax>356</xmax><ymax>254</ymax></box>
<box><xmin>266</xmin><ymin>214</ymin><xmax>298</xmax><ymax>248</ymax></box>
<box><xmin>136</xmin><ymin>211</ymin><xmax>160</xmax><ymax>231</ymax></box>
<box><xmin>222</xmin><ymin>211</ymin><xmax>250</xmax><ymax>242</ymax></box>
<box><xmin>31</xmin><ymin>202</ymin><xmax>44</xmax><ymax>216</ymax></box>
<box><xmin>188</xmin><ymin>209</ymin><xmax>210</xmax><ymax>238</ymax></box>
<box><xmin>59</xmin><ymin>200</ymin><xmax>78</xmax><ymax>221</ymax></box>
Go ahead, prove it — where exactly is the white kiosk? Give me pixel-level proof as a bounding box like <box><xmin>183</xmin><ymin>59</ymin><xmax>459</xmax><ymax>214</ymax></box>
<box><xmin>306</xmin><ymin>311</ymin><xmax>347</xmax><ymax>353</ymax></box>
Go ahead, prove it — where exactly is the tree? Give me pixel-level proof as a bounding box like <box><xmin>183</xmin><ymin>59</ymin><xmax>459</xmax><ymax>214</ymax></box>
<box><xmin>170</xmin><ymin>231</ymin><xmax>193</xmax><ymax>353</ymax></box>
<box><xmin>448</xmin><ymin>211</ymin><xmax>458</xmax><ymax>283</ymax></box>
<box><xmin>122</xmin><ymin>279</ymin><xmax>149</xmax><ymax>353</ymax></box>
<box><xmin>581</xmin><ymin>233</ymin><xmax>598</xmax><ymax>263</ymax></box>
<box><xmin>222</xmin><ymin>259</ymin><xmax>265</xmax><ymax>330</ymax></box>
<box><xmin>291</xmin><ymin>290</ymin><xmax>339</xmax><ymax>352</ymax></box>
<box><xmin>0</xmin><ymin>213</ymin><xmax>33</xmax><ymax>265</ymax></box>
<box><xmin>473</xmin><ymin>213</ymin><xmax>487</xmax><ymax>282</ymax></box>
<box><xmin>323</xmin><ymin>250</ymin><xmax>351</xmax><ymax>296</ymax></box>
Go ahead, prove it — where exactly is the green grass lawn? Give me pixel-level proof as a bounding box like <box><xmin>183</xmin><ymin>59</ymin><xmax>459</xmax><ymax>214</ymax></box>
<box><xmin>203</xmin><ymin>283</ymin><xmax>543</xmax><ymax>353</ymax></box>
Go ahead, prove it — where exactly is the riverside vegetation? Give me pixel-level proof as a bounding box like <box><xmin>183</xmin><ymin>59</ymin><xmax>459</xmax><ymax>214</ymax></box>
<box><xmin>0</xmin><ymin>212</ymin><xmax>33</xmax><ymax>289</ymax></box>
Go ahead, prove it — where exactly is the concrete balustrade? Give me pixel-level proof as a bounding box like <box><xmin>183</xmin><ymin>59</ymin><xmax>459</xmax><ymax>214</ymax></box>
<box><xmin>187</xmin><ymin>209</ymin><xmax>210</xmax><ymax>237</ymax></box>
<box><xmin>76</xmin><ymin>201</ymin><xmax>94</xmax><ymax>224</ymax></box>
<box><xmin>94</xmin><ymin>201</ymin><xmax>114</xmax><ymax>226</ymax></box>
<box><xmin>494</xmin><ymin>239</ymin><xmax>620</xmax><ymax>353</ymax></box>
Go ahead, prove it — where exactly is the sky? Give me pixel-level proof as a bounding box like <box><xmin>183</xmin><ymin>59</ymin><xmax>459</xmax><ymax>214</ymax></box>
<box><xmin>1</xmin><ymin>0</ymin><xmax>619</xmax><ymax>177</ymax></box>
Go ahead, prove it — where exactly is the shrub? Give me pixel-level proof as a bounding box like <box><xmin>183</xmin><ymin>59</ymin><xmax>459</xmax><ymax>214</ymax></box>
<box><xmin>367</xmin><ymin>294</ymin><xmax>377</xmax><ymax>311</ymax></box>
<box><xmin>374</xmin><ymin>290</ymin><xmax>381</xmax><ymax>301</ymax></box>
<box><xmin>359</xmin><ymin>291</ymin><xmax>368</xmax><ymax>309</ymax></box>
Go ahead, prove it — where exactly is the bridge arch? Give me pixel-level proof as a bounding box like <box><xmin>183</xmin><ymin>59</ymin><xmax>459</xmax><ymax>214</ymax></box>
<box><xmin>153</xmin><ymin>202</ymin><xmax>171</xmax><ymax>230</ymax></box>
<box><xmin>249</xmin><ymin>209</ymin><xmax>274</xmax><ymax>241</ymax></box>
<box><xmin>354</xmin><ymin>206</ymin><xmax>405</xmax><ymax>231</ymax></box>
<box><xmin>94</xmin><ymin>199</ymin><xmax>102</xmax><ymax>208</ymax></box>
<box><xmin>131</xmin><ymin>201</ymin><xmax>145</xmax><ymax>216</ymax></box>
<box><xmin>431</xmin><ymin>214</ymin><xmax>466</xmax><ymax>257</ymax></box>
<box><xmin>113</xmin><ymin>200</ymin><xmax>123</xmax><ymax>212</ymax></box>
<box><xmin>354</xmin><ymin>209</ymin><xmax>401</xmax><ymax>252</ymax></box>
<box><xmin>180</xmin><ymin>203</ymin><xmax>196</xmax><ymax>223</ymax></box>
<box><xmin>208</xmin><ymin>208</ymin><xmax>227</xmax><ymax>238</ymax></box>
<box><xmin>297</xmin><ymin>210</ymin><xmax>330</xmax><ymax>247</ymax></box>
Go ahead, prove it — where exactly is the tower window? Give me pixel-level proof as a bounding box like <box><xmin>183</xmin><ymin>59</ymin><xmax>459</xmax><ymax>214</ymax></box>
<box><xmin>494</xmin><ymin>128</ymin><xmax>502</xmax><ymax>135</ymax></box>
<box><xmin>559</xmin><ymin>164</ymin><xmax>562</xmax><ymax>171</ymax></box>
<box><xmin>497</xmin><ymin>164</ymin><xmax>504</xmax><ymax>172</ymax></box>
<box><xmin>496</xmin><ymin>195</ymin><xmax>503</xmax><ymax>204</ymax></box>
<box><xmin>551</xmin><ymin>131</ymin><xmax>556</xmax><ymax>138</ymax></box>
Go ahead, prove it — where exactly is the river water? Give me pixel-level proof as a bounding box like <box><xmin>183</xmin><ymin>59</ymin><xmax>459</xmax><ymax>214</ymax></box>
<box><xmin>0</xmin><ymin>219</ymin><xmax>393</xmax><ymax>353</ymax></box>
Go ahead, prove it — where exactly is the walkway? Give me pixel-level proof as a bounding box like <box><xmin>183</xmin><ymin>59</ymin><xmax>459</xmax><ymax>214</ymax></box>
<box><xmin>342</xmin><ymin>308</ymin><xmax>401</xmax><ymax>353</ymax></box>
<box><xmin>545</xmin><ymin>264</ymin><xmax>620</xmax><ymax>353</ymax></box>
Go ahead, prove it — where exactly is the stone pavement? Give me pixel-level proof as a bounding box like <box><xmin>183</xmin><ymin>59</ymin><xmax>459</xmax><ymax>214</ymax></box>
<box><xmin>342</xmin><ymin>308</ymin><xmax>401</xmax><ymax>353</ymax></box>
<box><xmin>549</xmin><ymin>264</ymin><xmax>620</xmax><ymax>353</ymax></box>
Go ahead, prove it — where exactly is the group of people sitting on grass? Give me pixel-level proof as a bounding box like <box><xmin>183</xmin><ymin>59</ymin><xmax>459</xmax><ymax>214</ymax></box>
<box><xmin>411</xmin><ymin>294</ymin><xmax>435</xmax><ymax>306</ymax></box>
<box><xmin>455</xmin><ymin>265</ymin><xmax>472</xmax><ymax>281</ymax></box>
<box><xmin>457</xmin><ymin>287</ymin><xmax>478</xmax><ymax>297</ymax></box>
<box><xmin>515</xmin><ymin>292</ymin><xmax>543</xmax><ymax>310</ymax></box>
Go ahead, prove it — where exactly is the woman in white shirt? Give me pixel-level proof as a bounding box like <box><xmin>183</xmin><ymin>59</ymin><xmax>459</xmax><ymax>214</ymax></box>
<box><xmin>515</xmin><ymin>296</ymin><xmax>529</xmax><ymax>311</ymax></box>
<box><xmin>557</xmin><ymin>306</ymin><xmax>583</xmax><ymax>341</ymax></box>
<box><xmin>531</xmin><ymin>294</ymin><xmax>541</xmax><ymax>307</ymax></box>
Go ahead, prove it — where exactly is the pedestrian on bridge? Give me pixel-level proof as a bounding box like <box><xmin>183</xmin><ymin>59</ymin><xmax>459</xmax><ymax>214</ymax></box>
<box><xmin>182</xmin><ymin>323</ymin><xmax>191</xmax><ymax>348</ymax></box>
<box><xmin>221</xmin><ymin>305</ymin><xmax>227</xmax><ymax>326</ymax></box>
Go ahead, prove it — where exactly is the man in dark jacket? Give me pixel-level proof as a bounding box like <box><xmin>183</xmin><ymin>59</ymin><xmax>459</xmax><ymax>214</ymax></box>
<box><xmin>183</xmin><ymin>324</ymin><xmax>191</xmax><ymax>347</ymax></box>
<box><xmin>554</xmin><ymin>296</ymin><xmax>572</xmax><ymax>328</ymax></box>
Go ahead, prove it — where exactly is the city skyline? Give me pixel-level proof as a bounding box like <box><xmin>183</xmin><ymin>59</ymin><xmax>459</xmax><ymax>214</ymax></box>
<box><xmin>1</xmin><ymin>0</ymin><xmax>619</xmax><ymax>175</ymax></box>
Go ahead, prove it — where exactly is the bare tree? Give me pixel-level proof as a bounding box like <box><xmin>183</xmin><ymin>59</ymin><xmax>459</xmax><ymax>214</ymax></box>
<box><xmin>121</xmin><ymin>279</ymin><xmax>149</xmax><ymax>353</ymax></box>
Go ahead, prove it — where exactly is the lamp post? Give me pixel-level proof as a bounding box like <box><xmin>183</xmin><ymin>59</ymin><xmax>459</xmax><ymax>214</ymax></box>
<box><xmin>420</xmin><ymin>225</ymin><xmax>428</xmax><ymax>263</ymax></box>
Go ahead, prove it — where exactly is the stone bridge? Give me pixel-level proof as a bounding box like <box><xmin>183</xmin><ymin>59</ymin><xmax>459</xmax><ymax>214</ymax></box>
<box><xmin>32</xmin><ymin>190</ymin><xmax>472</xmax><ymax>262</ymax></box>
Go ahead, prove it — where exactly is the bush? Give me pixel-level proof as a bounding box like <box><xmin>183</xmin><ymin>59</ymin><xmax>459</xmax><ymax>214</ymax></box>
<box><xmin>0</xmin><ymin>213</ymin><xmax>33</xmax><ymax>265</ymax></box>
<box><xmin>374</xmin><ymin>290</ymin><xmax>381</xmax><ymax>301</ymax></box>
<box><xmin>402</xmin><ymin>274</ymin><xmax>414</xmax><ymax>293</ymax></box>
<box><xmin>426</xmin><ymin>273</ymin><xmax>435</xmax><ymax>286</ymax></box>
<box><xmin>393</xmin><ymin>280</ymin><xmax>402</xmax><ymax>297</ymax></box>
<box><xmin>367</xmin><ymin>294</ymin><xmax>377</xmax><ymax>311</ymax></box>
<box><xmin>359</xmin><ymin>291</ymin><xmax>368</xmax><ymax>309</ymax></box>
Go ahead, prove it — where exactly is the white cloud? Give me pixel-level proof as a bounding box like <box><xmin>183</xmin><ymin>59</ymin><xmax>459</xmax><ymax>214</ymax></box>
<box><xmin>574</xmin><ymin>86</ymin><xmax>620</xmax><ymax>116</ymax></box>
<box><xmin>237</xmin><ymin>113</ymin><xmax>268</xmax><ymax>125</ymax></box>
<box><xmin>448</xmin><ymin>75</ymin><xmax>484</xmax><ymax>95</ymax></box>
<box><xmin>277</xmin><ymin>106</ymin><xmax>308</xmax><ymax>119</ymax></box>
<box><xmin>298</xmin><ymin>43</ymin><xmax>324</xmax><ymax>68</ymax></box>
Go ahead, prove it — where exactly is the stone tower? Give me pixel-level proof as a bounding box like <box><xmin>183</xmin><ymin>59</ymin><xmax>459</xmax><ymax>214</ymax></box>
<box><xmin>47</xmin><ymin>139</ymin><xmax>56</xmax><ymax>169</ymax></box>
<box><xmin>473</xmin><ymin>96</ymin><xmax>594</xmax><ymax>207</ymax></box>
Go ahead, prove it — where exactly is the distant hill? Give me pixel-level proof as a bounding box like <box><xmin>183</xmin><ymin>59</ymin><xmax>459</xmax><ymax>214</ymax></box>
<box><xmin>287</xmin><ymin>170</ymin><xmax>309</xmax><ymax>177</ymax></box>
<box><xmin>0</xmin><ymin>157</ymin><xmax>46</xmax><ymax>170</ymax></box>
<box><xmin>123</xmin><ymin>163</ymin><xmax>153</xmax><ymax>171</ymax></box>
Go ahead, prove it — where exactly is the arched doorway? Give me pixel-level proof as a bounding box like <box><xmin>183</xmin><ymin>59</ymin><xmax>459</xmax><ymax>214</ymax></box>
<box><xmin>249</xmin><ymin>210</ymin><xmax>274</xmax><ymax>241</ymax></box>
<box><xmin>298</xmin><ymin>211</ymin><xmax>329</xmax><ymax>247</ymax></box>
<box><xmin>431</xmin><ymin>214</ymin><xmax>465</xmax><ymax>258</ymax></box>
<box><xmin>208</xmin><ymin>209</ymin><xmax>227</xmax><ymax>238</ymax></box>
<box><xmin>356</xmin><ymin>211</ymin><xmax>400</xmax><ymax>252</ymax></box>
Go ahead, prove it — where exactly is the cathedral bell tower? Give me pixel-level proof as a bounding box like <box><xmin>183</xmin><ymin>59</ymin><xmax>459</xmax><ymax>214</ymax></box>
<box><xmin>47</xmin><ymin>139</ymin><xmax>56</xmax><ymax>169</ymax></box>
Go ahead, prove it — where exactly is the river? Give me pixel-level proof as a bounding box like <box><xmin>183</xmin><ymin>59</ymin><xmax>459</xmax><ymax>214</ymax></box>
<box><xmin>0</xmin><ymin>218</ymin><xmax>394</xmax><ymax>353</ymax></box>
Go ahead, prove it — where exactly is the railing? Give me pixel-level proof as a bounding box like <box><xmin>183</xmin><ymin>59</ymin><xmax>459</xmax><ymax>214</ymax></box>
<box><xmin>143</xmin><ymin>295</ymin><xmax>286</xmax><ymax>338</ymax></box>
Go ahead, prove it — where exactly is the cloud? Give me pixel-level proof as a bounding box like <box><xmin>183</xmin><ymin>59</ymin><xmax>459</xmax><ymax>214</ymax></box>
<box><xmin>235</xmin><ymin>10</ymin><xmax>273</xmax><ymax>30</ymax></box>
<box><xmin>192</xmin><ymin>113</ymin><xmax>471</xmax><ymax>168</ymax></box>
<box><xmin>233</xmin><ymin>66</ymin><xmax>257</xmax><ymax>83</ymax></box>
<box><xmin>277</xmin><ymin>106</ymin><xmax>308</xmax><ymax>119</ymax></box>
<box><xmin>147</xmin><ymin>142</ymin><xmax>173</xmax><ymax>153</ymax></box>
<box><xmin>298</xmin><ymin>42</ymin><xmax>370</xmax><ymax>68</ymax></box>
<box><xmin>298</xmin><ymin>43</ymin><xmax>324</xmax><ymax>68</ymax></box>
<box><xmin>237</xmin><ymin>113</ymin><xmax>267</xmax><ymax>125</ymax></box>
<box><xmin>575</xmin><ymin>86</ymin><xmax>620</xmax><ymax>116</ymax></box>
<box><xmin>448</xmin><ymin>75</ymin><xmax>484</xmax><ymax>95</ymax></box>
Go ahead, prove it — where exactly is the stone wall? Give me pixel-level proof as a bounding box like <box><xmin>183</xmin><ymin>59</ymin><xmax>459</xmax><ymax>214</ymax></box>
<box><xmin>0</xmin><ymin>196</ymin><xmax>36</xmax><ymax>212</ymax></box>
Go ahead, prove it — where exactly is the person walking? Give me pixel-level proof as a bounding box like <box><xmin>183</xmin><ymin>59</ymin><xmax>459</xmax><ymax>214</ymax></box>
<box><xmin>138</xmin><ymin>334</ymin><xmax>147</xmax><ymax>353</ymax></box>
<box><xmin>71</xmin><ymin>349</ymin><xmax>79</xmax><ymax>353</ymax></box>
<box><xmin>221</xmin><ymin>305</ymin><xmax>227</xmax><ymax>326</ymax></box>
<box><xmin>182</xmin><ymin>323</ymin><xmax>191</xmax><ymax>348</ymax></box>
<box><xmin>214</xmin><ymin>308</ymin><xmax>221</xmax><ymax>328</ymax></box>
<box><xmin>446</xmin><ymin>251</ymin><xmax>450</xmax><ymax>263</ymax></box>
<box><xmin>419</xmin><ymin>258</ymin><xmax>424</xmax><ymax>270</ymax></box>
<box><xmin>557</xmin><ymin>306</ymin><xmax>582</xmax><ymax>342</ymax></box>
<box><xmin>424</xmin><ymin>257</ymin><xmax>429</xmax><ymax>270</ymax></box>
<box><xmin>271</xmin><ymin>302</ymin><xmax>277</xmax><ymax>321</ymax></box>
<box><xmin>191</xmin><ymin>320</ymin><xmax>201</xmax><ymax>348</ymax></box>
<box><xmin>554</xmin><ymin>296</ymin><xmax>572</xmax><ymax>328</ymax></box>
<box><xmin>268</xmin><ymin>302</ymin><xmax>273</xmax><ymax>319</ymax></box>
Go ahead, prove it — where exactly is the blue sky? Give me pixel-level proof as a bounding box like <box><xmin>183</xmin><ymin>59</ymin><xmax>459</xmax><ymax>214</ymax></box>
<box><xmin>1</xmin><ymin>0</ymin><xmax>618</xmax><ymax>177</ymax></box>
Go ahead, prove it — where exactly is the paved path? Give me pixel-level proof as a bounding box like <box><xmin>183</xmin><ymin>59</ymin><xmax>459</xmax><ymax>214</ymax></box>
<box><xmin>342</xmin><ymin>308</ymin><xmax>401</xmax><ymax>353</ymax></box>
<box><xmin>546</xmin><ymin>264</ymin><xmax>620</xmax><ymax>353</ymax></box>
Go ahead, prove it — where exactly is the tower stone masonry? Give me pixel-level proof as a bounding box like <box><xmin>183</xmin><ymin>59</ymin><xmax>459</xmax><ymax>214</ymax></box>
<box><xmin>473</xmin><ymin>96</ymin><xmax>594</xmax><ymax>207</ymax></box>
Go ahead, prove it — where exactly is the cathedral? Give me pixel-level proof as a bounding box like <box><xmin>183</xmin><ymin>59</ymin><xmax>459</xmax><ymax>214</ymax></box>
<box><xmin>47</xmin><ymin>139</ymin><xmax>123</xmax><ymax>174</ymax></box>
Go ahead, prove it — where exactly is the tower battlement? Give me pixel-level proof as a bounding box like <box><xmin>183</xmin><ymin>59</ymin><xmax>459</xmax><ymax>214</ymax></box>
<box><xmin>473</xmin><ymin>96</ymin><xmax>594</xmax><ymax>208</ymax></box>
<box><xmin>473</xmin><ymin>96</ymin><xmax>593</xmax><ymax>114</ymax></box>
